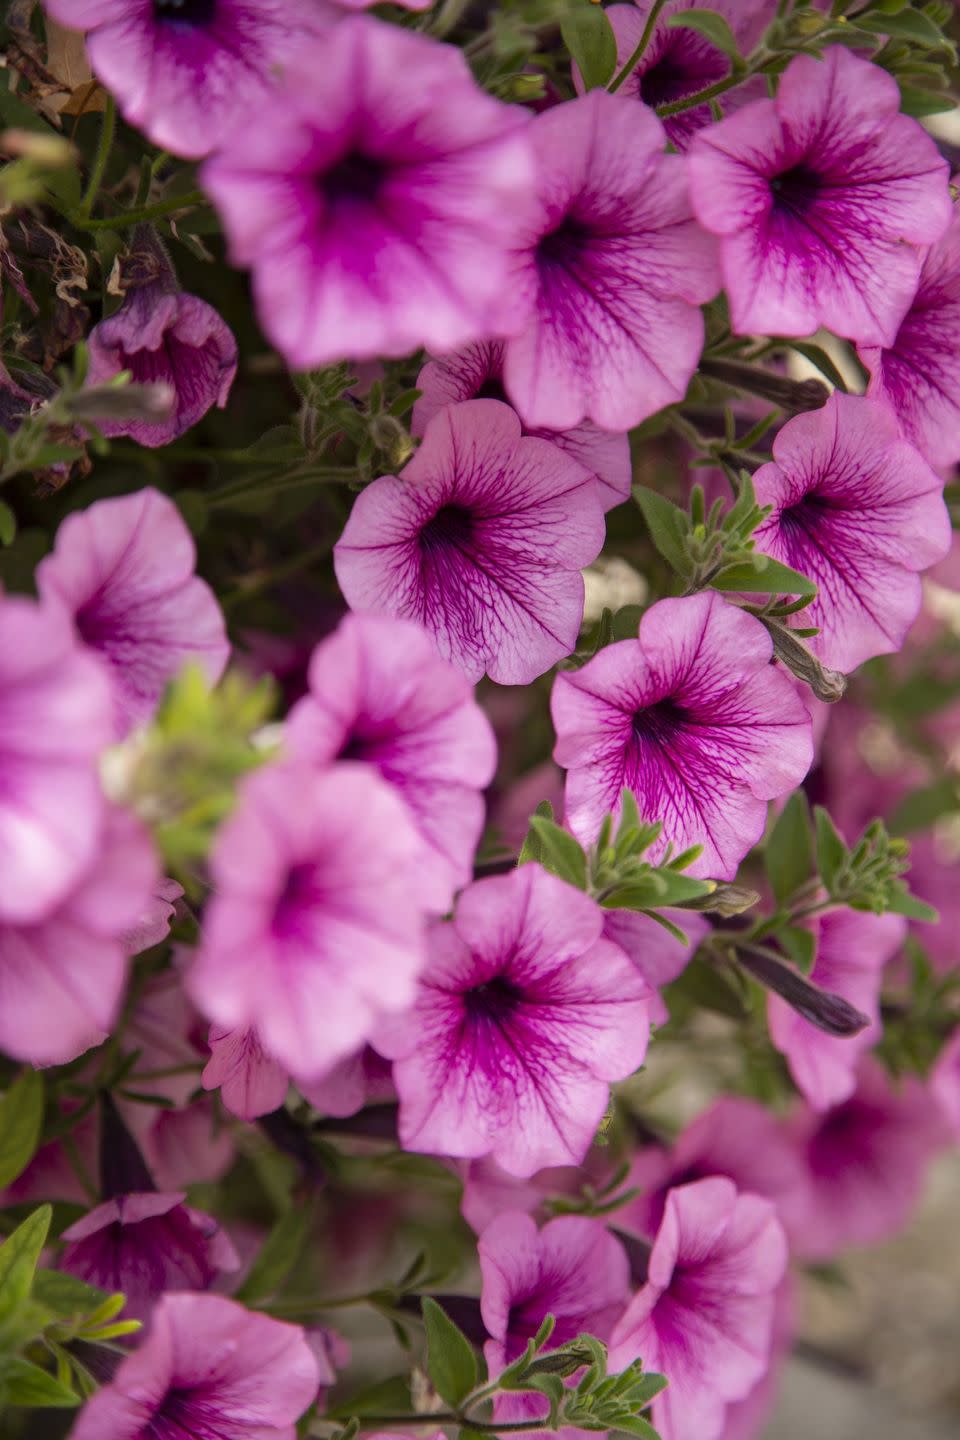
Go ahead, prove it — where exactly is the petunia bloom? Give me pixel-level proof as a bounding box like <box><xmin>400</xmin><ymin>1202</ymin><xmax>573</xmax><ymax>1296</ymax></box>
<box><xmin>202</xmin><ymin>1026</ymin><xmax>289</xmax><ymax>1121</ymax></box>
<box><xmin>768</xmin><ymin>909</ymin><xmax>906</xmax><ymax>1113</ymax></box>
<box><xmin>500</xmin><ymin>87</ymin><xmax>720</xmax><ymax>431</ymax></box>
<box><xmin>287</xmin><ymin>612</ymin><xmax>496</xmax><ymax>913</ymax></box>
<box><xmin>0</xmin><ymin>806</ymin><xmax>159</xmax><ymax>1067</ymax></box>
<box><xmin>859</xmin><ymin>189</ymin><xmax>960</xmax><ymax>469</ymax></box>
<box><xmin>334</xmin><ymin>400</ymin><xmax>605</xmax><ymax>685</ymax></box>
<box><xmin>601</xmin><ymin>908</ymin><xmax>709</xmax><ymax>1025</ymax></box>
<box><xmin>751</xmin><ymin>394</ymin><xmax>950</xmax><ymax>673</ymax></box>
<box><xmin>61</xmin><ymin>1191</ymin><xmax>240</xmax><ymax>1324</ymax></box>
<box><xmin>44</xmin><ymin>0</ymin><xmax>331</xmax><ymax>160</ymax></box>
<box><xmin>188</xmin><ymin>760</ymin><xmax>426</xmax><ymax>1082</ymax></box>
<box><xmin>608</xmin><ymin>1178</ymin><xmax>788</xmax><ymax>1440</ymax></box>
<box><xmin>376</xmin><ymin>863</ymin><xmax>651</xmax><ymax>1178</ymax></box>
<box><xmin>930</xmin><ymin>1029</ymin><xmax>960</xmax><ymax>1143</ymax></box>
<box><xmin>83</xmin><ymin>229</ymin><xmax>237</xmax><ymax>447</ymax></box>
<box><xmin>300</xmin><ymin>1046</ymin><xmax>395</xmax><ymax>1119</ymax></box>
<box><xmin>0</xmin><ymin>591</ymin><xmax>112</xmax><ymax>924</ymax></box>
<box><xmin>412</xmin><ymin>343</ymin><xmax>631</xmax><ymax>513</ymax></box>
<box><xmin>37</xmin><ymin>487</ymin><xmax>230</xmax><ymax>738</ymax></box>
<box><xmin>688</xmin><ymin>46</ymin><xmax>951</xmax><ymax>344</ymax></box>
<box><xmin>201</xmin><ymin>17</ymin><xmax>535</xmax><ymax>368</ymax></box>
<box><xmin>68</xmin><ymin>1291</ymin><xmax>320</xmax><ymax>1440</ymax></box>
<box><xmin>552</xmin><ymin>592</ymin><xmax>814</xmax><ymax>878</ymax></box>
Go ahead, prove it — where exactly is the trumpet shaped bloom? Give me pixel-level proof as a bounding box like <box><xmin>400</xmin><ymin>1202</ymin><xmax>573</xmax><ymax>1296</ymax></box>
<box><xmin>608</xmin><ymin>1178</ymin><xmax>788</xmax><ymax>1440</ymax></box>
<box><xmin>37</xmin><ymin>488</ymin><xmax>230</xmax><ymax>737</ymax></box>
<box><xmin>334</xmin><ymin>400</ymin><xmax>605</xmax><ymax>685</ymax></box>
<box><xmin>202</xmin><ymin>1026</ymin><xmax>289</xmax><ymax>1121</ymax></box>
<box><xmin>202</xmin><ymin>18</ymin><xmax>535</xmax><ymax>368</ymax></box>
<box><xmin>287</xmin><ymin>612</ymin><xmax>497</xmax><ymax>913</ymax></box>
<box><xmin>501</xmin><ymin>88</ymin><xmax>720</xmax><ymax>431</ymax></box>
<box><xmin>188</xmin><ymin>760</ymin><xmax>425</xmax><ymax>1082</ymax></box>
<box><xmin>377</xmin><ymin>864</ymin><xmax>651</xmax><ymax>1177</ymax></box>
<box><xmin>688</xmin><ymin>47</ymin><xmax>951</xmax><ymax>344</ymax></box>
<box><xmin>751</xmin><ymin>394</ymin><xmax>950</xmax><ymax>672</ymax></box>
<box><xmin>551</xmin><ymin>592</ymin><xmax>813</xmax><ymax>878</ymax></box>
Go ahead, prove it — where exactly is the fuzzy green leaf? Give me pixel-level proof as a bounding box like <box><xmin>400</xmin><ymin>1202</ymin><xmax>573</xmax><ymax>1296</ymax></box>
<box><xmin>0</xmin><ymin>1069</ymin><xmax>44</xmax><ymax>1190</ymax></box>
<box><xmin>422</xmin><ymin>1297</ymin><xmax>478</xmax><ymax>1409</ymax></box>
<box><xmin>562</xmin><ymin>4</ymin><xmax>618</xmax><ymax>90</ymax></box>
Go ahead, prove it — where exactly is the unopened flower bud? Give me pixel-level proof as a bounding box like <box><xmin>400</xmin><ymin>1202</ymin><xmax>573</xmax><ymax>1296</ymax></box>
<box><xmin>737</xmin><ymin>945</ymin><xmax>870</xmax><ymax>1036</ymax></box>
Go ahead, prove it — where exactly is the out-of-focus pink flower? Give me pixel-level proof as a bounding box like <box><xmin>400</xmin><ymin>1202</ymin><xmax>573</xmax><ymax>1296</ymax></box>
<box><xmin>0</xmin><ymin>806</ymin><xmax>158</xmax><ymax>1066</ymax></box>
<box><xmin>930</xmin><ymin>1029</ymin><xmax>960</xmax><ymax>1142</ymax></box>
<box><xmin>552</xmin><ymin>592</ymin><xmax>813</xmax><ymax>878</ymax></box>
<box><xmin>202</xmin><ymin>18</ymin><xmax>534</xmax><ymax>368</ymax></box>
<box><xmin>608</xmin><ymin>1178</ymin><xmax>788</xmax><ymax>1440</ymax></box>
<box><xmin>287</xmin><ymin>612</ymin><xmax>496</xmax><ymax>913</ymax></box>
<box><xmin>0</xmin><ymin>592</ymin><xmax>112</xmax><ymax>924</ymax></box>
<box><xmin>202</xmin><ymin>1026</ymin><xmax>289</xmax><ymax>1122</ymax></box>
<box><xmin>120</xmin><ymin>879</ymin><xmax>184</xmax><ymax>958</ymax></box>
<box><xmin>601</xmin><ymin>908</ymin><xmax>710</xmax><ymax>1024</ymax></box>
<box><xmin>751</xmin><ymin>394</ymin><xmax>949</xmax><ymax>672</ymax></box>
<box><xmin>44</xmin><ymin>0</ymin><xmax>331</xmax><ymax>160</ymax></box>
<box><xmin>68</xmin><ymin>1291</ymin><xmax>320</xmax><ymax>1440</ymax></box>
<box><xmin>688</xmin><ymin>47</ymin><xmax>951</xmax><ymax>343</ymax></box>
<box><xmin>188</xmin><ymin>760</ymin><xmax>426</xmax><ymax>1082</ymax></box>
<box><xmin>38</xmin><ymin>487</ymin><xmax>229</xmax><ymax>737</ymax></box>
<box><xmin>300</xmin><ymin>1046</ymin><xmax>395</xmax><ymax>1119</ymax></box>
<box><xmin>377</xmin><ymin>864</ymin><xmax>650</xmax><ymax>1177</ymax></box>
<box><xmin>334</xmin><ymin>400</ymin><xmax>604</xmax><ymax>685</ymax></box>
<box><xmin>460</xmin><ymin>1153</ymin><xmax>608</xmax><ymax>1236</ymax></box>
<box><xmin>61</xmin><ymin>1191</ymin><xmax>240</xmax><ymax>1324</ymax></box>
<box><xmin>412</xmin><ymin>343</ymin><xmax>631</xmax><ymax>513</ymax></box>
<box><xmin>720</xmin><ymin>1278</ymin><xmax>796</xmax><ymax>1440</ymax></box>
<box><xmin>502</xmin><ymin>88</ymin><xmax>720</xmax><ymax>431</ymax></box>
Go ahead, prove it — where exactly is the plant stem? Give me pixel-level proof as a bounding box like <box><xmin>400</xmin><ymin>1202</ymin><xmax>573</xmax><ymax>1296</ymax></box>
<box><xmin>74</xmin><ymin>189</ymin><xmax>208</xmax><ymax>232</ymax></box>
<box><xmin>655</xmin><ymin>69</ymin><xmax>747</xmax><ymax>117</ymax></box>
<box><xmin>319</xmin><ymin>1416</ymin><xmax>555</xmax><ymax>1433</ymax></box>
<box><xmin>207</xmin><ymin>466</ymin><xmax>358</xmax><ymax>510</ymax></box>
<box><xmin>78</xmin><ymin>94</ymin><xmax>116</xmax><ymax>221</ymax></box>
<box><xmin>608</xmin><ymin>0</ymin><xmax>668</xmax><ymax>93</ymax></box>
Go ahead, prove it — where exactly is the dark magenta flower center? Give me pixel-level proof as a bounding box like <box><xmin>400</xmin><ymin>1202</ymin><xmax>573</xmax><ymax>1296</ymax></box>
<box><xmin>323</xmin><ymin>152</ymin><xmax>388</xmax><ymax>208</ymax></box>
<box><xmin>273</xmin><ymin>861</ymin><xmax>324</xmax><ymax>940</ymax></box>
<box><xmin>152</xmin><ymin>1387</ymin><xmax>232</xmax><ymax>1439</ymax></box>
<box><xmin>475</xmin><ymin>375</ymin><xmax>509</xmax><ymax>404</ymax></box>
<box><xmin>419</xmin><ymin>503</ymin><xmax>475</xmax><ymax>554</ymax></box>
<box><xmin>638</xmin><ymin>38</ymin><xmax>727</xmax><ymax>110</ymax></box>
<box><xmin>770</xmin><ymin>163</ymin><xmax>823</xmax><ymax>217</ymax></box>
<box><xmin>154</xmin><ymin>0</ymin><xmax>217</xmax><ymax>24</ymax></box>
<box><xmin>536</xmin><ymin>215</ymin><xmax>593</xmax><ymax>272</ymax></box>
<box><xmin>630</xmin><ymin>697</ymin><xmax>688</xmax><ymax>747</ymax></box>
<box><xmin>464</xmin><ymin>974</ymin><xmax>524</xmax><ymax>1026</ymax></box>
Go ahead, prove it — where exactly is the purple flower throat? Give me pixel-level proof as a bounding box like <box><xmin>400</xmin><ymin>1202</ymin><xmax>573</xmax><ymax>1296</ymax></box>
<box><xmin>770</xmin><ymin>164</ymin><xmax>823</xmax><ymax>217</ymax></box>
<box><xmin>323</xmin><ymin>152</ymin><xmax>388</xmax><ymax>208</ymax></box>
<box><xmin>464</xmin><ymin>974</ymin><xmax>523</xmax><ymax>1025</ymax></box>
<box><xmin>154</xmin><ymin>0</ymin><xmax>217</xmax><ymax>24</ymax></box>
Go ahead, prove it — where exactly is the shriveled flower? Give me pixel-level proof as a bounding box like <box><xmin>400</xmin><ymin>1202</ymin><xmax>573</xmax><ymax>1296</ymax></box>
<box><xmin>0</xmin><ymin>591</ymin><xmax>112</xmax><ymax>924</ymax></box>
<box><xmin>68</xmin><ymin>1291</ymin><xmax>320</xmax><ymax>1440</ymax></box>
<box><xmin>751</xmin><ymin>394</ymin><xmax>950</xmax><ymax>672</ymax></box>
<box><xmin>44</xmin><ymin>0</ymin><xmax>331</xmax><ymax>160</ymax></box>
<box><xmin>768</xmin><ymin>909</ymin><xmax>906</xmax><ymax>1113</ymax></box>
<box><xmin>83</xmin><ymin>230</ymin><xmax>237</xmax><ymax>447</ymax></box>
<box><xmin>859</xmin><ymin>190</ymin><xmax>960</xmax><ymax>469</ymax></box>
<box><xmin>201</xmin><ymin>17</ymin><xmax>535</xmax><ymax>368</ymax></box>
<box><xmin>37</xmin><ymin>487</ymin><xmax>230</xmax><ymax>738</ymax></box>
<box><xmin>202</xmin><ymin>1026</ymin><xmax>289</xmax><ymax>1122</ymax></box>
<box><xmin>287</xmin><ymin>612</ymin><xmax>496</xmax><ymax>913</ymax></box>
<box><xmin>608</xmin><ymin>1178</ymin><xmax>788</xmax><ymax>1440</ymax></box>
<box><xmin>0</xmin><ymin>806</ymin><xmax>159</xmax><ymax>1066</ymax></box>
<box><xmin>376</xmin><ymin>864</ymin><xmax>651</xmax><ymax>1177</ymax></box>
<box><xmin>61</xmin><ymin>1191</ymin><xmax>240</xmax><ymax>1324</ymax></box>
<box><xmin>188</xmin><ymin>760</ymin><xmax>426</xmax><ymax>1082</ymax></box>
<box><xmin>500</xmin><ymin>88</ymin><xmax>720</xmax><ymax>431</ymax></box>
<box><xmin>551</xmin><ymin>592</ymin><xmax>813</xmax><ymax>879</ymax></box>
<box><xmin>688</xmin><ymin>46</ymin><xmax>951</xmax><ymax>344</ymax></box>
<box><xmin>412</xmin><ymin>343</ymin><xmax>631</xmax><ymax>513</ymax></box>
<box><xmin>334</xmin><ymin>400</ymin><xmax>605</xmax><ymax>685</ymax></box>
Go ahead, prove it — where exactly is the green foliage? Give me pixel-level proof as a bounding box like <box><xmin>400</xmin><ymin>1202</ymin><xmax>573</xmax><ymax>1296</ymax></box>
<box><xmin>666</xmin><ymin>9</ymin><xmax>743</xmax><ymax>69</ymax></box>
<box><xmin>422</xmin><ymin>1298</ymin><xmax>479</xmax><ymax>1408</ymax></box>
<box><xmin>0</xmin><ymin>1071</ymin><xmax>44</xmax><ymax>1190</ymax></box>
<box><xmin>561</xmin><ymin>3</ymin><xmax>618</xmax><ymax>89</ymax></box>
<box><xmin>235</xmin><ymin>1206</ymin><xmax>314</xmax><ymax>1307</ymax></box>
<box><xmin>765</xmin><ymin>791</ymin><xmax>814</xmax><ymax>907</ymax></box>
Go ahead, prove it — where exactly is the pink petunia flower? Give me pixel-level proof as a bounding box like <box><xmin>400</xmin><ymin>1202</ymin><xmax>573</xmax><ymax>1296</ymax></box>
<box><xmin>859</xmin><ymin>189</ymin><xmax>960</xmax><ymax>469</ymax></box>
<box><xmin>68</xmin><ymin>1291</ymin><xmax>320</xmax><ymax>1440</ymax></box>
<box><xmin>751</xmin><ymin>394</ymin><xmax>950</xmax><ymax>673</ymax></box>
<box><xmin>300</xmin><ymin>1046</ymin><xmax>395</xmax><ymax>1119</ymax></box>
<box><xmin>688</xmin><ymin>46</ymin><xmax>951</xmax><ymax>344</ymax></box>
<box><xmin>201</xmin><ymin>17</ymin><xmax>535</xmax><ymax>368</ymax></box>
<box><xmin>287</xmin><ymin>612</ymin><xmax>497</xmax><ymax>913</ymax></box>
<box><xmin>608</xmin><ymin>1178</ymin><xmax>788</xmax><ymax>1440</ymax></box>
<box><xmin>376</xmin><ymin>863</ymin><xmax>651</xmax><ymax>1178</ymax></box>
<box><xmin>0</xmin><ymin>592</ymin><xmax>112</xmax><ymax>924</ymax></box>
<box><xmin>61</xmin><ymin>1191</ymin><xmax>240</xmax><ymax>1324</ymax></box>
<box><xmin>334</xmin><ymin>400</ymin><xmax>605</xmax><ymax>685</ymax></box>
<box><xmin>551</xmin><ymin>592</ymin><xmax>813</xmax><ymax>878</ymax></box>
<box><xmin>37</xmin><ymin>488</ymin><xmax>229</xmax><ymax>738</ymax></box>
<box><xmin>500</xmin><ymin>88</ymin><xmax>720</xmax><ymax>431</ymax></box>
<box><xmin>601</xmin><ymin>908</ymin><xmax>710</xmax><ymax>1024</ymax></box>
<box><xmin>120</xmin><ymin>878</ymin><xmax>184</xmax><ymax>958</ymax></box>
<box><xmin>412</xmin><ymin>343</ymin><xmax>631</xmax><ymax>513</ymax></box>
<box><xmin>768</xmin><ymin>908</ymin><xmax>907</xmax><ymax>1113</ymax></box>
<box><xmin>187</xmin><ymin>760</ymin><xmax>426</xmax><ymax>1082</ymax></box>
<box><xmin>202</xmin><ymin>1026</ymin><xmax>289</xmax><ymax>1122</ymax></box>
<box><xmin>44</xmin><ymin>0</ymin><xmax>331</xmax><ymax>160</ymax></box>
<box><xmin>930</xmin><ymin>1029</ymin><xmax>960</xmax><ymax>1143</ymax></box>
<box><xmin>479</xmin><ymin>1210</ymin><xmax>631</xmax><ymax>1435</ymax></box>
<box><xmin>0</xmin><ymin>806</ymin><xmax>158</xmax><ymax>1066</ymax></box>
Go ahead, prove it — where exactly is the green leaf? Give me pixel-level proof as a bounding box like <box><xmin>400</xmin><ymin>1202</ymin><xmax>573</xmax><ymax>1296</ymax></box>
<box><xmin>765</xmin><ymin>791</ymin><xmax>813</xmax><ymax>905</ymax></box>
<box><xmin>0</xmin><ymin>1206</ymin><xmax>51</xmax><ymax>1326</ymax></box>
<box><xmin>561</xmin><ymin>3</ymin><xmax>618</xmax><ymax>90</ymax></box>
<box><xmin>778</xmin><ymin>923</ymin><xmax>816</xmax><ymax>975</ymax></box>
<box><xmin>0</xmin><ymin>501</ymin><xmax>15</xmax><ymax>547</ymax></box>
<box><xmin>612</xmin><ymin>1415</ymin><xmax>662</xmax><ymax>1440</ymax></box>
<box><xmin>31</xmin><ymin>1271</ymin><xmax>107</xmax><ymax>1320</ymax></box>
<box><xmin>885</xmin><ymin>884</ymin><xmax>938</xmax><ymax>924</ymax></box>
<box><xmin>624</xmin><ymin>1371</ymin><xmax>669</xmax><ymax>1408</ymax></box>
<box><xmin>891</xmin><ymin>782</ymin><xmax>960</xmax><ymax>833</ymax></box>
<box><xmin>633</xmin><ymin>487</ymin><xmax>690</xmax><ymax>577</ymax></box>
<box><xmin>666</xmin><ymin>8</ymin><xmax>743</xmax><ymax>67</ymax></box>
<box><xmin>421</xmin><ymin>1297</ymin><xmax>478</xmax><ymax>1409</ymax></box>
<box><xmin>775</xmin><ymin>339</ymin><xmax>849</xmax><ymax>393</ymax></box>
<box><xmin>1</xmin><ymin>1357</ymin><xmax>80</xmax><ymax>1409</ymax></box>
<box><xmin>712</xmin><ymin>556</ymin><xmax>816</xmax><ymax>596</ymax></box>
<box><xmin>858</xmin><ymin>10</ymin><xmax>948</xmax><ymax>46</ymax></box>
<box><xmin>234</xmin><ymin>1206</ymin><xmax>313</xmax><ymax>1306</ymax></box>
<box><xmin>898</xmin><ymin>84</ymin><xmax>957</xmax><ymax>116</ymax></box>
<box><xmin>529</xmin><ymin>816</ymin><xmax>588</xmax><ymax>890</ymax></box>
<box><xmin>526</xmin><ymin>1370</ymin><xmax>565</xmax><ymax>1424</ymax></box>
<box><xmin>518</xmin><ymin>800</ymin><xmax>554</xmax><ymax>866</ymax></box>
<box><xmin>814</xmin><ymin>807</ymin><xmax>847</xmax><ymax>893</ymax></box>
<box><xmin>0</xmin><ymin>1069</ymin><xmax>44</xmax><ymax>1189</ymax></box>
